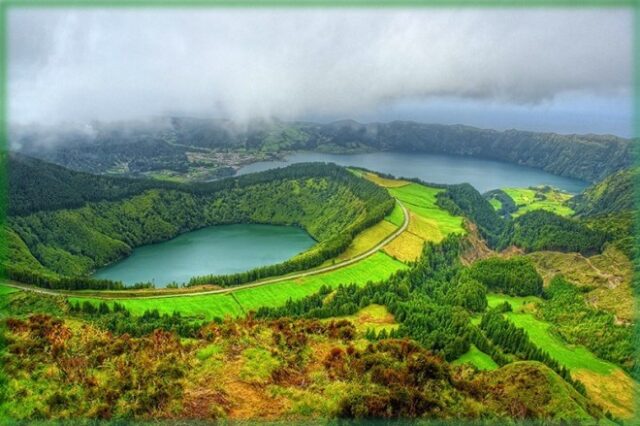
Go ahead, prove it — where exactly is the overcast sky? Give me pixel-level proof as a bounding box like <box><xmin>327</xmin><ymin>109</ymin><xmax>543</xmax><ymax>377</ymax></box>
<box><xmin>9</xmin><ymin>8</ymin><xmax>633</xmax><ymax>136</ymax></box>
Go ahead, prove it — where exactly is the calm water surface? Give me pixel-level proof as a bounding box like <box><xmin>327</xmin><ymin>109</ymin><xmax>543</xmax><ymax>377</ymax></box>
<box><xmin>237</xmin><ymin>151</ymin><xmax>588</xmax><ymax>193</ymax></box>
<box><xmin>93</xmin><ymin>224</ymin><xmax>315</xmax><ymax>287</ymax></box>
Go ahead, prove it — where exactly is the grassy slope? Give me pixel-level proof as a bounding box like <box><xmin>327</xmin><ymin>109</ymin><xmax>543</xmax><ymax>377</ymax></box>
<box><xmin>383</xmin><ymin>183</ymin><xmax>465</xmax><ymax>261</ymax></box>
<box><xmin>526</xmin><ymin>247</ymin><xmax>634</xmax><ymax>322</ymax></box>
<box><xmin>327</xmin><ymin>219</ymin><xmax>398</xmax><ymax>263</ymax></box>
<box><xmin>384</xmin><ymin>202</ymin><xmax>405</xmax><ymax>227</ymax></box>
<box><xmin>70</xmin><ymin>252</ymin><xmax>406</xmax><ymax>320</ymax></box>
<box><xmin>503</xmin><ymin>187</ymin><xmax>574</xmax><ymax>217</ymax></box>
<box><xmin>482</xmin><ymin>361</ymin><xmax>601</xmax><ymax>422</ymax></box>
<box><xmin>452</xmin><ymin>344</ymin><xmax>498</xmax><ymax>371</ymax></box>
<box><xmin>488</xmin><ymin>293</ymin><xmax>636</xmax><ymax>418</ymax></box>
<box><xmin>362</xmin><ymin>172</ymin><xmax>410</xmax><ymax>188</ymax></box>
<box><xmin>389</xmin><ymin>184</ymin><xmax>465</xmax><ymax>237</ymax></box>
<box><xmin>488</xmin><ymin>198</ymin><xmax>502</xmax><ymax>211</ymax></box>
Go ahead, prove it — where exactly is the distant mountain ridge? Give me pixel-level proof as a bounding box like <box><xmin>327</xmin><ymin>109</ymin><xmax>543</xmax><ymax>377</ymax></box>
<box><xmin>11</xmin><ymin>118</ymin><xmax>633</xmax><ymax>182</ymax></box>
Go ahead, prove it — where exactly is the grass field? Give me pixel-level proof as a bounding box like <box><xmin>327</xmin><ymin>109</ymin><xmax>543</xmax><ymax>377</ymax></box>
<box><xmin>452</xmin><ymin>344</ymin><xmax>498</xmax><ymax>371</ymax></box>
<box><xmin>487</xmin><ymin>293</ymin><xmax>543</xmax><ymax>313</ymax></box>
<box><xmin>362</xmin><ymin>172</ymin><xmax>410</xmax><ymax>188</ymax></box>
<box><xmin>384</xmin><ymin>202</ymin><xmax>405</xmax><ymax>227</ymax></box>
<box><xmin>503</xmin><ymin>187</ymin><xmax>574</xmax><ymax>217</ymax></box>
<box><xmin>381</xmin><ymin>183</ymin><xmax>465</xmax><ymax>261</ymax></box>
<box><xmin>383</xmin><ymin>230</ymin><xmax>425</xmax><ymax>262</ymax></box>
<box><xmin>388</xmin><ymin>184</ymin><xmax>465</xmax><ymax>237</ymax></box>
<box><xmin>488</xmin><ymin>294</ymin><xmax>614</xmax><ymax>373</ymax></box>
<box><xmin>0</xmin><ymin>284</ymin><xmax>19</xmax><ymax>296</ymax></box>
<box><xmin>328</xmin><ymin>220</ymin><xmax>398</xmax><ymax>263</ymax></box>
<box><xmin>70</xmin><ymin>251</ymin><xmax>406</xmax><ymax>320</ymax></box>
<box><xmin>488</xmin><ymin>198</ymin><xmax>502</xmax><ymax>211</ymax></box>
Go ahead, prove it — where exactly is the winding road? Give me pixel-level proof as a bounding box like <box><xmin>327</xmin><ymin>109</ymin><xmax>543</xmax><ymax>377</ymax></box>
<box><xmin>3</xmin><ymin>200</ymin><xmax>410</xmax><ymax>300</ymax></box>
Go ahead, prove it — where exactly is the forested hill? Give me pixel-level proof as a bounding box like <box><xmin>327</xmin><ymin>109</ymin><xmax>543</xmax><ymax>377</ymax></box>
<box><xmin>6</xmin><ymin>153</ymin><xmax>172</xmax><ymax>216</ymax></box>
<box><xmin>7</xmin><ymin>153</ymin><xmax>386</xmax><ymax>217</ymax></box>
<box><xmin>12</xmin><ymin>119</ymin><xmax>632</xmax><ymax>182</ymax></box>
<box><xmin>5</xmin><ymin>155</ymin><xmax>394</xmax><ymax>288</ymax></box>
<box><xmin>569</xmin><ymin>167</ymin><xmax>638</xmax><ymax>217</ymax></box>
<box><xmin>308</xmin><ymin>121</ymin><xmax>631</xmax><ymax>182</ymax></box>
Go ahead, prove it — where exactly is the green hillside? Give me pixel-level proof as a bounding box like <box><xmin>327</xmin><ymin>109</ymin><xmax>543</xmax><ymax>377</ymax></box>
<box><xmin>5</xmin><ymin>158</ymin><xmax>393</xmax><ymax>289</ymax></box>
<box><xmin>569</xmin><ymin>167</ymin><xmax>638</xmax><ymax>217</ymax></box>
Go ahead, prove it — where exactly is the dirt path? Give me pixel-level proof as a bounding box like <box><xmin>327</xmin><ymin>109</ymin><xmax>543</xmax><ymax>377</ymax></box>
<box><xmin>4</xmin><ymin>201</ymin><xmax>409</xmax><ymax>301</ymax></box>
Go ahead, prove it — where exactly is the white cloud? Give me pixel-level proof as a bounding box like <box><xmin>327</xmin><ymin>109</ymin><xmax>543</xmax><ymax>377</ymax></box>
<box><xmin>8</xmin><ymin>8</ymin><xmax>632</xmax><ymax>124</ymax></box>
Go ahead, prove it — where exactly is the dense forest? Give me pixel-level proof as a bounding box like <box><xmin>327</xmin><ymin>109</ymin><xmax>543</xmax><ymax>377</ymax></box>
<box><xmin>569</xmin><ymin>167</ymin><xmax>638</xmax><ymax>217</ymax></box>
<box><xmin>5</xmin><ymin>158</ymin><xmax>393</xmax><ymax>288</ymax></box>
<box><xmin>12</xmin><ymin>118</ymin><xmax>632</xmax><ymax>182</ymax></box>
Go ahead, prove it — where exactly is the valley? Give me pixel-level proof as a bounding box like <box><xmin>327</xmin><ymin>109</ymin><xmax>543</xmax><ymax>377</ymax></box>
<box><xmin>5</xmin><ymin>8</ymin><xmax>635</xmax><ymax>424</ymax></box>
<box><xmin>1</xmin><ymin>146</ymin><xmax>637</xmax><ymax>423</ymax></box>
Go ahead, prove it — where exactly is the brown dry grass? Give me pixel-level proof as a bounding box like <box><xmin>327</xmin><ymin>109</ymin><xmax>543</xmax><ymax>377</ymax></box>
<box><xmin>527</xmin><ymin>247</ymin><xmax>635</xmax><ymax>323</ymax></box>
<box><xmin>407</xmin><ymin>213</ymin><xmax>444</xmax><ymax>242</ymax></box>
<box><xmin>459</xmin><ymin>221</ymin><xmax>494</xmax><ymax>266</ymax></box>
<box><xmin>363</xmin><ymin>172</ymin><xmax>410</xmax><ymax>188</ymax></box>
<box><xmin>383</xmin><ymin>230</ymin><xmax>425</xmax><ymax>262</ymax></box>
<box><xmin>573</xmin><ymin>369</ymin><xmax>637</xmax><ymax>419</ymax></box>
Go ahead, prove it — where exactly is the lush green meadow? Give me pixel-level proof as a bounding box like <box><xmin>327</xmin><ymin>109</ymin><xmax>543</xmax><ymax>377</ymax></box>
<box><xmin>452</xmin><ymin>344</ymin><xmax>498</xmax><ymax>371</ymax></box>
<box><xmin>503</xmin><ymin>187</ymin><xmax>574</xmax><ymax>217</ymax></box>
<box><xmin>388</xmin><ymin>184</ymin><xmax>465</xmax><ymax>238</ymax></box>
<box><xmin>486</xmin><ymin>293</ymin><xmax>636</xmax><ymax>418</ymax></box>
<box><xmin>384</xmin><ymin>202</ymin><xmax>405</xmax><ymax>227</ymax></box>
<box><xmin>488</xmin><ymin>294</ymin><xmax>615</xmax><ymax>374</ymax></box>
<box><xmin>488</xmin><ymin>198</ymin><xmax>502</xmax><ymax>211</ymax></box>
<box><xmin>487</xmin><ymin>293</ymin><xmax>543</xmax><ymax>311</ymax></box>
<box><xmin>382</xmin><ymin>183</ymin><xmax>465</xmax><ymax>261</ymax></box>
<box><xmin>70</xmin><ymin>251</ymin><xmax>406</xmax><ymax>320</ymax></box>
<box><xmin>0</xmin><ymin>285</ymin><xmax>18</xmax><ymax>296</ymax></box>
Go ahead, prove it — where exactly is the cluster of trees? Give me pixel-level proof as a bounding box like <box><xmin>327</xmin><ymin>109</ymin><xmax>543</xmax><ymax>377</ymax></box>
<box><xmin>8</xmin><ymin>161</ymin><xmax>393</xmax><ymax>288</ymax></box>
<box><xmin>3</xmin><ymin>267</ymin><xmax>150</xmax><ymax>291</ymax></box>
<box><xmin>258</xmin><ymin>237</ymin><xmax>475</xmax><ymax>361</ymax></box>
<box><xmin>584</xmin><ymin>212</ymin><xmax>636</xmax><ymax>260</ymax></box>
<box><xmin>480</xmin><ymin>307</ymin><xmax>585</xmax><ymax>395</ymax></box>
<box><xmin>69</xmin><ymin>301</ymin><xmax>204</xmax><ymax>337</ymax></box>
<box><xmin>497</xmin><ymin>210</ymin><xmax>608</xmax><ymax>255</ymax></box>
<box><xmin>483</xmin><ymin>189</ymin><xmax>518</xmax><ymax>217</ymax></box>
<box><xmin>540</xmin><ymin>276</ymin><xmax>635</xmax><ymax>373</ymax></box>
<box><xmin>7</xmin><ymin>153</ymin><xmax>176</xmax><ymax>216</ymax></box>
<box><xmin>436</xmin><ymin>183</ymin><xmax>505</xmax><ymax>245</ymax></box>
<box><xmin>466</xmin><ymin>257</ymin><xmax>543</xmax><ymax>296</ymax></box>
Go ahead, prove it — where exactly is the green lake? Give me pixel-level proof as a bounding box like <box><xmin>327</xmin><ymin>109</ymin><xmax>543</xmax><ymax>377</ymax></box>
<box><xmin>93</xmin><ymin>224</ymin><xmax>315</xmax><ymax>287</ymax></box>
